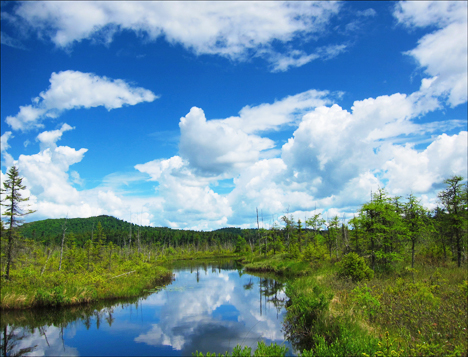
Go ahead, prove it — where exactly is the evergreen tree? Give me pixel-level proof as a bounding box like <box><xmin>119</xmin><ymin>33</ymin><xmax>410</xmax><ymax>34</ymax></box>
<box><xmin>437</xmin><ymin>176</ymin><xmax>467</xmax><ymax>267</ymax></box>
<box><xmin>1</xmin><ymin>166</ymin><xmax>35</xmax><ymax>279</ymax></box>
<box><xmin>403</xmin><ymin>194</ymin><xmax>432</xmax><ymax>268</ymax></box>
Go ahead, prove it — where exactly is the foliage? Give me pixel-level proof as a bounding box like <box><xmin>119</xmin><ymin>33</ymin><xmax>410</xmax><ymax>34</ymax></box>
<box><xmin>235</xmin><ymin>235</ymin><xmax>247</xmax><ymax>253</ymax></box>
<box><xmin>351</xmin><ymin>283</ymin><xmax>381</xmax><ymax>321</ymax></box>
<box><xmin>302</xmin><ymin>323</ymin><xmax>379</xmax><ymax>357</ymax></box>
<box><xmin>302</xmin><ymin>241</ymin><xmax>329</xmax><ymax>264</ymax></box>
<box><xmin>193</xmin><ymin>341</ymin><xmax>288</xmax><ymax>357</ymax></box>
<box><xmin>337</xmin><ymin>252</ymin><xmax>374</xmax><ymax>282</ymax></box>
<box><xmin>362</xmin><ymin>331</ymin><xmax>404</xmax><ymax>357</ymax></box>
<box><xmin>283</xmin><ymin>276</ymin><xmax>333</xmax><ymax>348</ymax></box>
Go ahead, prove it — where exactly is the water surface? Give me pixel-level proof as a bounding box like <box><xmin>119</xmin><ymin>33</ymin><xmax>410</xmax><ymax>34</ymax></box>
<box><xmin>1</xmin><ymin>259</ymin><xmax>296</xmax><ymax>356</ymax></box>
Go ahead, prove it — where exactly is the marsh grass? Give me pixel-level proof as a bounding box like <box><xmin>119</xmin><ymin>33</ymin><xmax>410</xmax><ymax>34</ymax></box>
<box><xmin>1</xmin><ymin>253</ymin><xmax>172</xmax><ymax>310</ymax></box>
<box><xmin>313</xmin><ymin>260</ymin><xmax>468</xmax><ymax>356</ymax></box>
<box><xmin>243</xmin><ymin>253</ymin><xmax>311</xmax><ymax>277</ymax></box>
<box><xmin>239</xmin><ymin>252</ymin><xmax>467</xmax><ymax>356</ymax></box>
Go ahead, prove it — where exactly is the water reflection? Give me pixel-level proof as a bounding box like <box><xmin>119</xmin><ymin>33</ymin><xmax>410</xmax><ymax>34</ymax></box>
<box><xmin>1</xmin><ymin>260</ymin><xmax>295</xmax><ymax>356</ymax></box>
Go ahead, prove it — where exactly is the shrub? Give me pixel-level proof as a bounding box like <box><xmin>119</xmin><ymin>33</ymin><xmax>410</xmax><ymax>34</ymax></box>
<box><xmin>337</xmin><ymin>252</ymin><xmax>374</xmax><ymax>282</ymax></box>
<box><xmin>301</xmin><ymin>242</ymin><xmax>329</xmax><ymax>263</ymax></box>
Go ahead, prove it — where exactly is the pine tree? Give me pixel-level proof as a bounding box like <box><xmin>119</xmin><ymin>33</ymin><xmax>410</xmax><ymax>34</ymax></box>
<box><xmin>438</xmin><ymin>176</ymin><xmax>467</xmax><ymax>267</ymax></box>
<box><xmin>1</xmin><ymin>166</ymin><xmax>35</xmax><ymax>279</ymax></box>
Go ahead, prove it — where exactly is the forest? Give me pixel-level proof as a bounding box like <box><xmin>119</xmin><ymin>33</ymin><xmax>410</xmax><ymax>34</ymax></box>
<box><xmin>1</xmin><ymin>165</ymin><xmax>467</xmax><ymax>356</ymax></box>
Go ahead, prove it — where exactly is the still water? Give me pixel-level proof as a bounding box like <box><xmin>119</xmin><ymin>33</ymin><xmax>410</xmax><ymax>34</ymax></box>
<box><xmin>1</xmin><ymin>259</ymin><xmax>296</xmax><ymax>356</ymax></box>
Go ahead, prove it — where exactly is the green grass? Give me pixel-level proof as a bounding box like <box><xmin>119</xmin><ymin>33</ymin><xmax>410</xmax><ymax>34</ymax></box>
<box><xmin>242</xmin><ymin>253</ymin><xmax>312</xmax><ymax>276</ymax></box>
<box><xmin>1</xmin><ymin>247</ymin><xmax>173</xmax><ymax>310</ymax></box>
<box><xmin>236</xmin><ymin>252</ymin><xmax>467</xmax><ymax>357</ymax></box>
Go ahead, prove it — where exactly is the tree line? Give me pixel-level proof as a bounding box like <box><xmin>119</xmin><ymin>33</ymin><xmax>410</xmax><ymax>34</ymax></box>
<box><xmin>1</xmin><ymin>164</ymin><xmax>467</xmax><ymax>280</ymax></box>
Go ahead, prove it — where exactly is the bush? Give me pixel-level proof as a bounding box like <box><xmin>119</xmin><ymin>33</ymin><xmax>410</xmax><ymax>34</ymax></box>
<box><xmin>302</xmin><ymin>242</ymin><xmax>329</xmax><ymax>263</ymax></box>
<box><xmin>337</xmin><ymin>252</ymin><xmax>374</xmax><ymax>282</ymax></box>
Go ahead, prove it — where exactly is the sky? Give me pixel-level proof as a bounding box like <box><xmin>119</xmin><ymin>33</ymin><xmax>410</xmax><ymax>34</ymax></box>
<box><xmin>1</xmin><ymin>1</ymin><xmax>467</xmax><ymax>230</ymax></box>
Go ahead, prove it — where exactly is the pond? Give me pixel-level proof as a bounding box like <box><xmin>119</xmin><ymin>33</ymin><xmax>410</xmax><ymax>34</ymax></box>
<box><xmin>1</xmin><ymin>259</ymin><xmax>297</xmax><ymax>356</ymax></box>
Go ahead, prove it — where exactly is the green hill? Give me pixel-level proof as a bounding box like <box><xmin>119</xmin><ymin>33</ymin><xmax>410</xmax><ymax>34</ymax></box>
<box><xmin>17</xmin><ymin>215</ymin><xmax>244</xmax><ymax>248</ymax></box>
<box><xmin>19</xmin><ymin>215</ymin><xmax>167</xmax><ymax>239</ymax></box>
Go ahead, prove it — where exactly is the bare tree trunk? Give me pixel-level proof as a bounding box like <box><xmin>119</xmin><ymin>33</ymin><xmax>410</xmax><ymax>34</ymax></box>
<box><xmin>137</xmin><ymin>226</ymin><xmax>141</xmax><ymax>254</ymax></box>
<box><xmin>128</xmin><ymin>224</ymin><xmax>132</xmax><ymax>252</ymax></box>
<box><xmin>41</xmin><ymin>248</ymin><xmax>51</xmax><ymax>275</ymax></box>
<box><xmin>59</xmin><ymin>220</ymin><xmax>67</xmax><ymax>271</ymax></box>
<box><xmin>6</xmin><ymin>187</ymin><xmax>15</xmax><ymax>279</ymax></box>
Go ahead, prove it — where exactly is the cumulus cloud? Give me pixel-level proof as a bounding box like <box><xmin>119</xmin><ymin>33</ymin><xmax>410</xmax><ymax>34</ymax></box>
<box><xmin>131</xmin><ymin>75</ymin><xmax>465</xmax><ymax>229</ymax></box>
<box><xmin>5</xmin><ymin>70</ymin><xmax>158</xmax><ymax>131</ymax></box>
<box><xmin>281</xmin><ymin>93</ymin><xmax>423</xmax><ymax>199</ymax></box>
<box><xmin>383</xmin><ymin>131</ymin><xmax>468</xmax><ymax>195</ymax></box>
<box><xmin>395</xmin><ymin>1</ymin><xmax>467</xmax><ymax>107</ymax></box>
<box><xmin>8</xmin><ymin>2</ymin><xmax>343</xmax><ymax>71</ymax></box>
<box><xmin>175</xmin><ymin>90</ymin><xmax>331</xmax><ymax>178</ymax></box>
<box><xmin>135</xmin><ymin>155</ymin><xmax>232</xmax><ymax>230</ymax></box>
<box><xmin>18</xmin><ymin>145</ymin><xmax>87</xmax><ymax>205</ymax></box>
<box><xmin>179</xmin><ymin>107</ymin><xmax>275</xmax><ymax>177</ymax></box>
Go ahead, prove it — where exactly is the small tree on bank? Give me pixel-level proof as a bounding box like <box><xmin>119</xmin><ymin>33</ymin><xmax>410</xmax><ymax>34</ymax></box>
<box><xmin>1</xmin><ymin>166</ymin><xmax>35</xmax><ymax>279</ymax></box>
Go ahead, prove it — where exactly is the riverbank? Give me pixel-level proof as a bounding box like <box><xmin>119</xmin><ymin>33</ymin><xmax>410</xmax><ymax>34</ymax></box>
<box><xmin>242</xmin><ymin>252</ymin><xmax>312</xmax><ymax>276</ymax></box>
<box><xmin>238</xmin><ymin>252</ymin><xmax>468</xmax><ymax>356</ymax></box>
<box><xmin>1</xmin><ymin>260</ymin><xmax>172</xmax><ymax>310</ymax></box>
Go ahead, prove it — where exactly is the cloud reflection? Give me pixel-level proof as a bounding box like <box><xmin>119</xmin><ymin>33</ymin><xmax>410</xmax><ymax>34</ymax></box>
<box><xmin>133</xmin><ymin>264</ymin><xmax>291</xmax><ymax>355</ymax></box>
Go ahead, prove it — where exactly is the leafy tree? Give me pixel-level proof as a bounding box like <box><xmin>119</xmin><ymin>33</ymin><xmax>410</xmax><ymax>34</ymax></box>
<box><xmin>1</xmin><ymin>166</ymin><xmax>35</xmax><ymax>279</ymax></box>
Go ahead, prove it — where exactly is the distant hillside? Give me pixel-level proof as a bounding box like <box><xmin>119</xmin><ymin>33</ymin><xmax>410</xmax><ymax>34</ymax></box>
<box><xmin>19</xmin><ymin>215</ymin><xmax>172</xmax><ymax>239</ymax></box>
<box><xmin>17</xmin><ymin>215</ymin><xmax>246</xmax><ymax>247</ymax></box>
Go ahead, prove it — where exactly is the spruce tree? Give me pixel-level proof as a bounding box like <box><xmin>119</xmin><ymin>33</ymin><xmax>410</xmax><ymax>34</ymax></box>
<box><xmin>1</xmin><ymin>166</ymin><xmax>35</xmax><ymax>279</ymax></box>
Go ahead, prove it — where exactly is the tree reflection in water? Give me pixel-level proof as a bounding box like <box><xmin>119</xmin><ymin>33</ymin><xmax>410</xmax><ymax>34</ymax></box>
<box><xmin>1</xmin><ymin>260</ymin><xmax>294</xmax><ymax>356</ymax></box>
<box><xmin>1</xmin><ymin>326</ymin><xmax>38</xmax><ymax>357</ymax></box>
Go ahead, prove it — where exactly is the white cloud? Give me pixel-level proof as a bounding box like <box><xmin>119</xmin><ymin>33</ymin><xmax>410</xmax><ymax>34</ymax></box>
<box><xmin>36</xmin><ymin>123</ymin><xmax>74</xmax><ymax>150</ymax></box>
<box><xmin>383</xmin><ymin>131</ymin><xmax>468</xmax><ymax>195</ymax></box>
<box><xmin>18</xmin><ymin>145</ymin><xmax>87</xmax><ymax>205</ymax></box>
<box><xmin>132</xmin><ymin>78</ymin><xmax>465</xmax><ymax>229</ymax></box>
<box><xmin>1</xmin><ymin>131</ymin><xmax>13</xmax><ymax>152</ymax></box>
<box><xmin>179</xmin><ymin>107</ymin><xmax>274</xmax><ymax>177</ymax></box>
<box><xmin>395</xmin><ymin>1</ymin><xmax>467</xmax><ymax>107</ymax></box>
<box><xmin>5</xmin><ymin>70</ymin><xmax>158</xmax><ymax>131</ymax></box>
<box><xmin>357</xmin><ymin>8</ymin><xmax>376</xmax><ymax>18</ymax></box>
<box><xmin>266</xmin><ymin>44</ymin><xmax>347</xmax><ymax>72</ymax></box>
<box><xmin>136</xmin><ymin>155</ymin><xmax>232</xmax><ymax>230</ymax></box>
<box><xmin>394</xmin><ymin>2</ymin><xmax>466</xmax><ymax>28</ymax></box>
<box><xmin>175</xmin><ymin>90</ymin><xmax>331</xmax><ymax>178</ymax></box>
<box><xmin>220</xmin><ymin>89</ymin><xmax>331</xmax><ymax>134</ymax></box>
<box><xmin>10</xmin><ymin>2</ymin><xmax>343</xmax><ymax>71</ymax></box>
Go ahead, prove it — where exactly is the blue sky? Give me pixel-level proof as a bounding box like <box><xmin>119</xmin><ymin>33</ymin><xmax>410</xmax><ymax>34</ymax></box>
<box><xmin>1</xmin><ymin>1</ymin><xmax>467</xmax><ymax>230</ymax></box>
